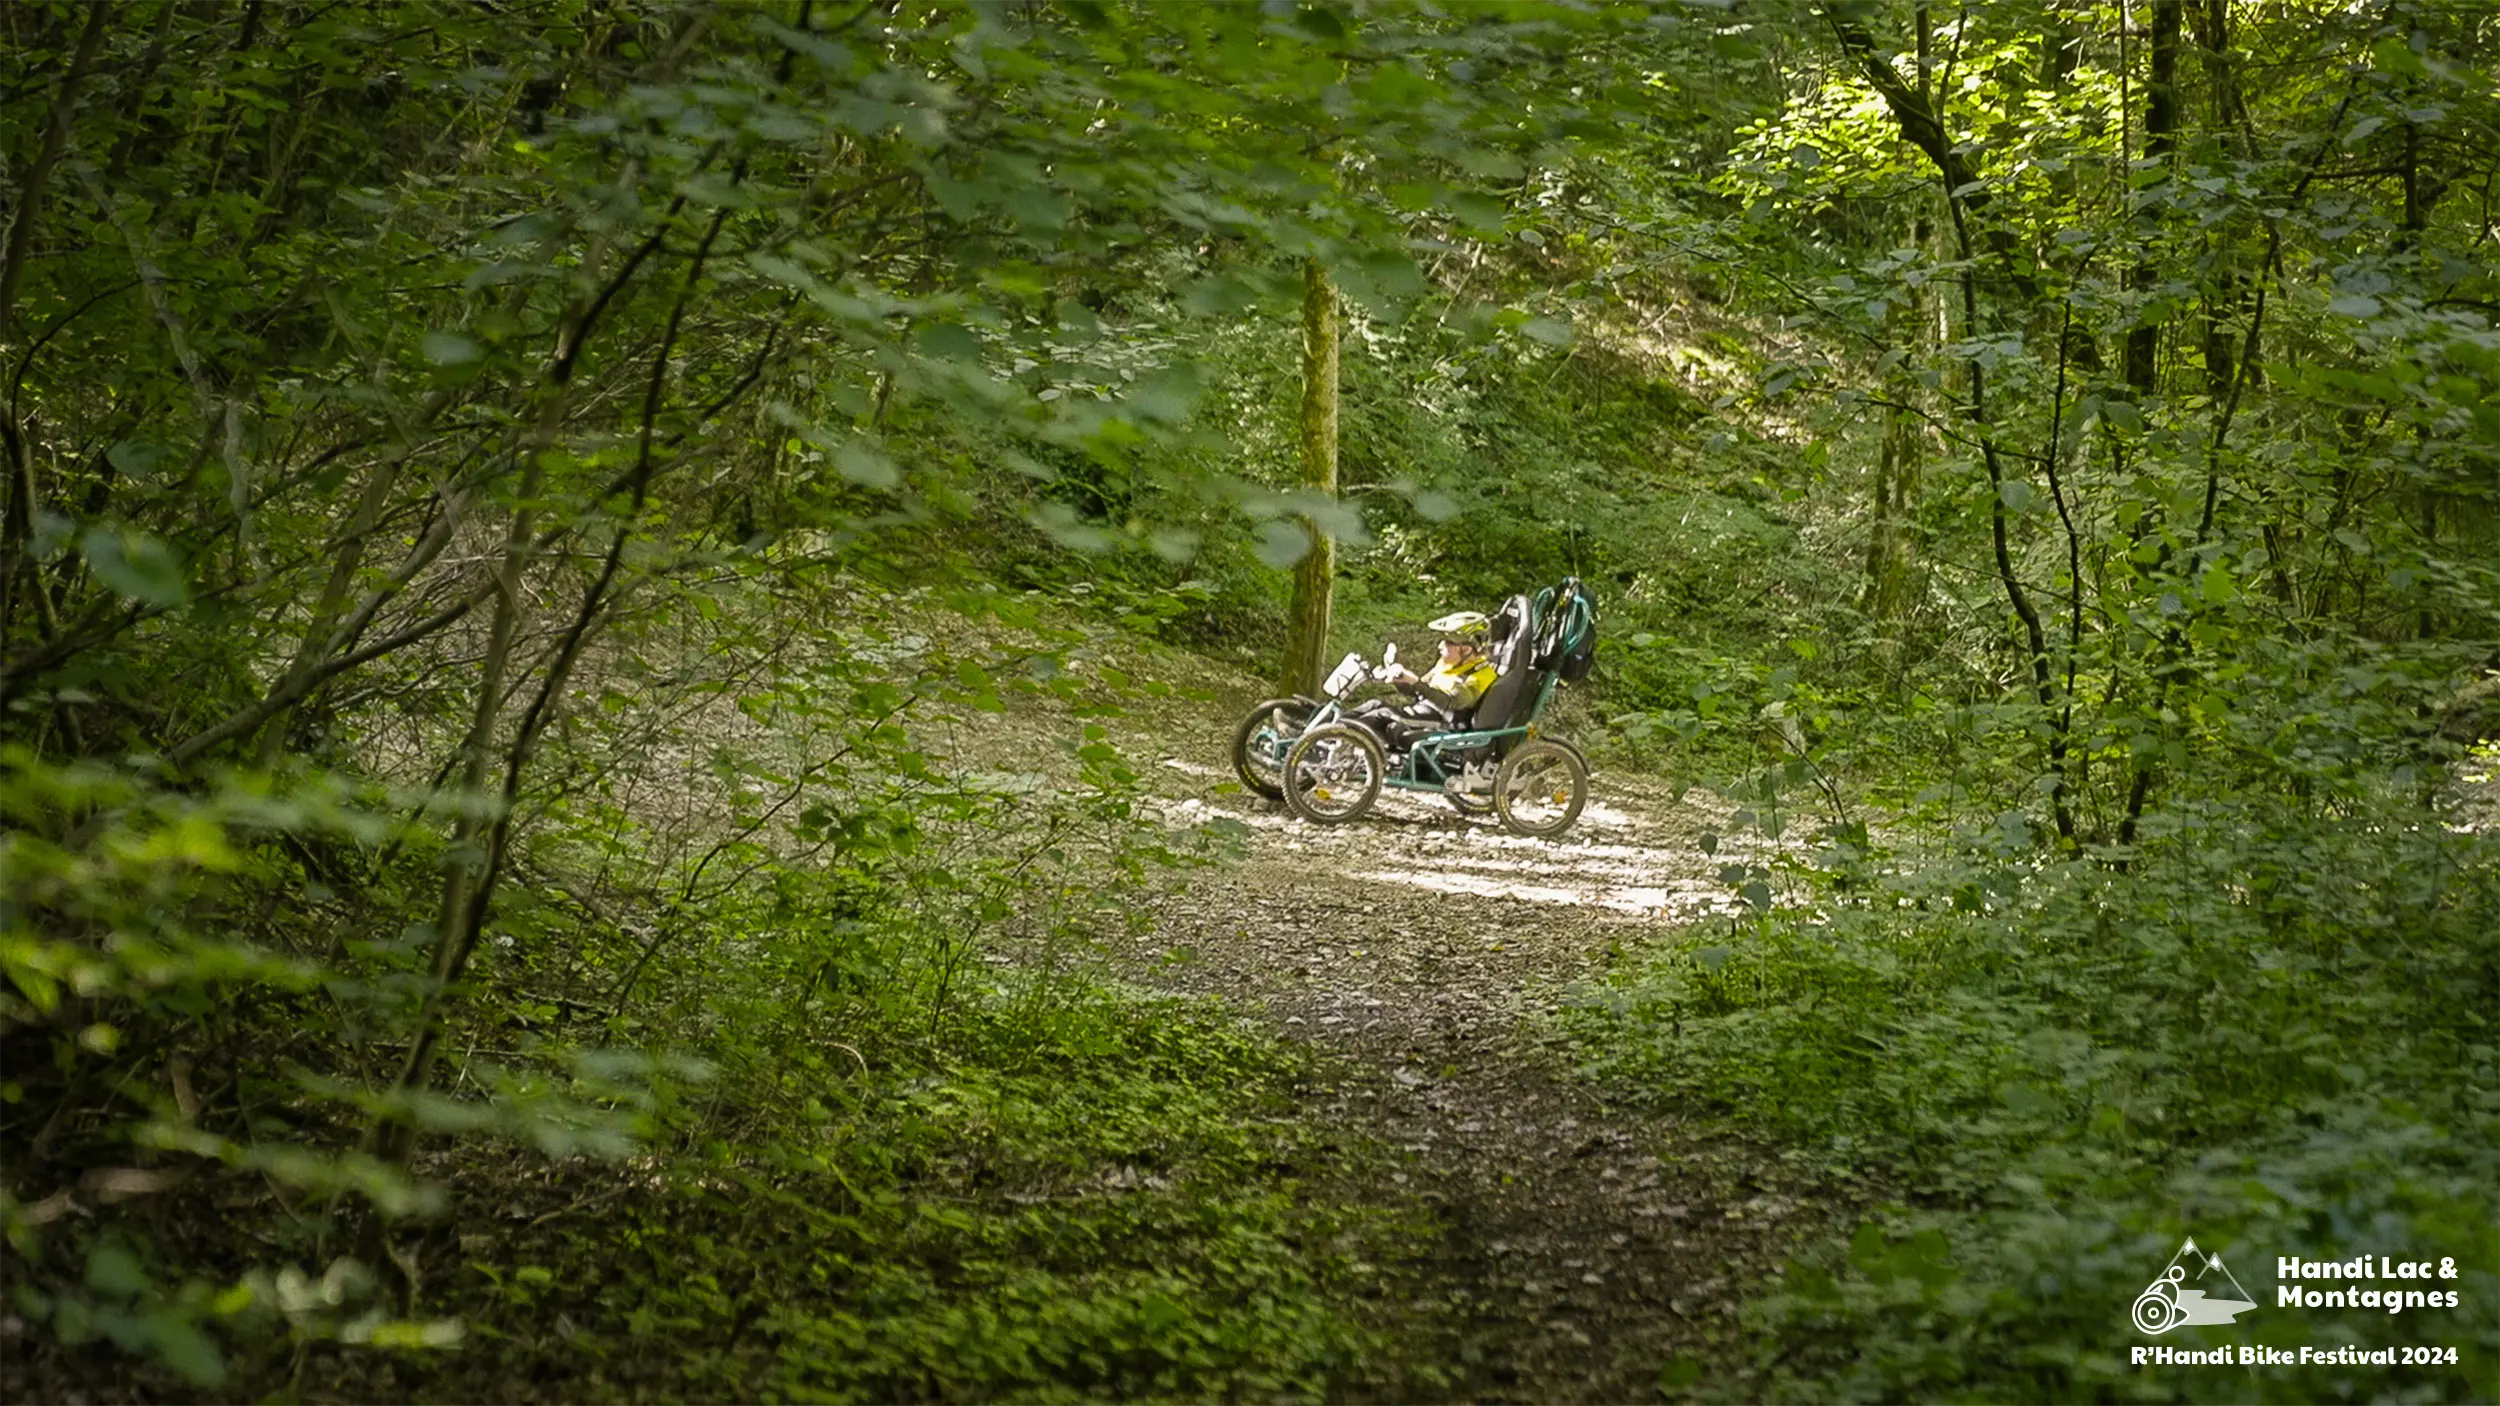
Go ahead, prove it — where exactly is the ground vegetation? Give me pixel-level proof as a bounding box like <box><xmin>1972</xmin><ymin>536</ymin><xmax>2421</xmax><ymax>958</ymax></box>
<box><xmin>3</xmin><ymin>1</ymin><xmax>2495</xmax><ymax>1400</ymax></box>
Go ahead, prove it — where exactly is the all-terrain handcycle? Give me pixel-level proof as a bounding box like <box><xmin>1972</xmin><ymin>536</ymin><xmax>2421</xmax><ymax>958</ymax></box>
<box><xmin>1228</xmin><ymin>579</ymin><xmax>1597</xmax><ymax>838</ymax></box>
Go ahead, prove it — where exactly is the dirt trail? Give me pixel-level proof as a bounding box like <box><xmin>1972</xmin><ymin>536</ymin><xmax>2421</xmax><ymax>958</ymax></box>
<box><xmin>1119</xmin><ymin>741</ymin><xmax>1825</xmax><ymax>1400</ymax></box>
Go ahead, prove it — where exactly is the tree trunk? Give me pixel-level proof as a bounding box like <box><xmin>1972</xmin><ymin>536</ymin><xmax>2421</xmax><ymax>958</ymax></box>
<box><xmin>1827</xmin><ymin>7</ymin><xmax>2076</xmax><ymax>842</ymax></box>
<box><xmin>368</xmin><ymin>449</ymin><xmax>542</xmax><ymax>1171</ymax></box>
<box><xmin>0</xmin><ymin>3</ymin><xmax>112</xmax><ymax>642</ymax></box>
<box><xmin>0</xmin><ymin>2</ymin><xmax>110</xmax><ymax>344</ymax></box>
<box><xmin>2125</xmin><ymin>0</ymin><xmax>2182</xmax><ymax>395</ymax></box>
<box><xmin>2115</xmin><ymin>0</ymin><xmax>2188</xmax><ymax>850</ymax></box>
<box><xmin>1825</xmin><ymin>10</ymin><xmax>2043</xmax><ymax>303</ymax></box>
<box><xmin>2037</xmin><ymin>9</ymin><xmax>2102</xmax><ymax>369</ymax></box>
<box><xmin>1861</xmin><ymin>399</ymin><xmax>1922</xmax><ymax>628</ymax></box>
<box><xmin>1279</xmin><ymin>257</ymin><xmax>1339</xmax><ymax>697</ymax></box>
<box><xmin>2195</xmin><ymin>0</ymin><xmax>2261</xmax><ymax>402</ymax></box>
<box><xmin>1862</xmin><ymin>228</ymin><xmax>1926</xmax><ymax>641</ymax></box>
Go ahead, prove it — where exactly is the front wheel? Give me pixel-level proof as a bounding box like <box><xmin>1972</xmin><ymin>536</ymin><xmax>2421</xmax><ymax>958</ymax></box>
<box><xmin>1230</xmin><ymin>697</ymin><xmax>1312</xmax><ymax>801</ymax></box>
<box><xmin>1283</xmin><ymin>723</ymin><xmax>1385</xmax><ymax>824</ymax></box>
<box><xmin>1494</xmin><ymin>739</ymin><xmax>1588</xmax><ymax>838</ymax></box>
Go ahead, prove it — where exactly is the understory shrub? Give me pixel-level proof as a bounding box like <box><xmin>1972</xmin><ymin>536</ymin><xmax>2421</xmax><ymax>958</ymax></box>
<box><xmin>1562</xmin><ymin>803</ymin><xmax>2500</xmax><ymax>1402</ymax></box>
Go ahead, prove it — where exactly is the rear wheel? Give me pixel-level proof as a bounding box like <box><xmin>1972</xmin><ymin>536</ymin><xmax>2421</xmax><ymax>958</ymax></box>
<box><xmin>1229</xmin><ymin>697</ymin><xmax>1311</xmax><ymax>801</ymax></box>
<box><xmin>1283</xmin><ymin>723</ymin><xmax>1385</xmax><ymax>824</ymax></box>
<box><xmin>1494</xmin><ymin>739</ymin><xmax>1588</xmax><ymax>838</ymax></box>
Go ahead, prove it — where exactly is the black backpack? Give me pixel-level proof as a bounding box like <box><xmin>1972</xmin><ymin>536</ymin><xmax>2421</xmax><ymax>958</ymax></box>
<box><xmin>1530</xmin><ymin>580</ymin><xmax>1596</xmax><ymax>683</ymax></box>
<box><xmin>1557</xmin><ymin>612</ymin><xmax>1596</xmax><ymax>682</ymax></box>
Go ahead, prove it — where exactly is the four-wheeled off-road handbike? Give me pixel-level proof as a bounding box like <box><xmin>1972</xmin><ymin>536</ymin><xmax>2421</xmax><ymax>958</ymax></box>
<box><xmin>1228</xmin><ymin>578</ymin><xmax>1597</xmax><ymax>839</ymax></box>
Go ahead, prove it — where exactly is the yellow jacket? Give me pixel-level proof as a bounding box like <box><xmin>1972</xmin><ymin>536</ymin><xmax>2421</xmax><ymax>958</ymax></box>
<box><xmin>1413</xmin><ymin>654</ymin><xmax>1497</xmax><ymax>712</ymax></box>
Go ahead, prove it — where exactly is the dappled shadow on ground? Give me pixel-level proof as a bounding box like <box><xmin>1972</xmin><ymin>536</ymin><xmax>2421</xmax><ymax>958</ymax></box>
<box><xmin>1117</xmin><ymin>748</ymin><xmax>1835</xmax><ymax>1401</ymax></box>
<box><xmin>1156</xmin><ymin>760</ymin><xmax>1748</xmax><ymax>922</ymax></box>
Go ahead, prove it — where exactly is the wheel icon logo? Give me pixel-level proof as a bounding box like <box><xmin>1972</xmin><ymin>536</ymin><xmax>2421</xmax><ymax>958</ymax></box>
<box><xmin>2134</xmin><ymin>1268</ymin><xmax>2188</xmax><ymax>1334</ymax></box>
<box><xmin>2130</xmin><ymin>1238</ymin><xmax>2257</xmax><ymax>1335</ymax></box>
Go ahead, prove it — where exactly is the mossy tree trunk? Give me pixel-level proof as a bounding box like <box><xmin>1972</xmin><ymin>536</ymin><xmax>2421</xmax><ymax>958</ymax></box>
<box><xmin>1279</xmin><ymin>257</ymin><xmax>1339</xmax><ymax>697</ymax></box>
<box><xmin>1862</xmin><ymin>217</ymin><xmax>1927</xmax><ymax>648</ymax></box>
<box><xmin>1861</xmin><ymin>386</ymin><xmax>1923</xmax><ymax>631</ymax></box>
<box><xmin>2124</xmin><ymin>0</ymin><xmax>2182</xmax><ymax>395</ymax></box>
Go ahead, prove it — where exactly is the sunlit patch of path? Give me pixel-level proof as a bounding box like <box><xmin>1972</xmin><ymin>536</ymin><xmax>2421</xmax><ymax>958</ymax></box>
<box><xmin>1110</xmin><ymin>739</ymin><xmax>1825</xmax><ymax>1400</ymax></box>
<box><xmin>1154</xmin><ymin>776</ymin><xmax>1761</xmax><ymax>920</ymax></box>
<box><xmin>1348</xmin><ymin>865</ymin><xmax>1735</xmax><ymax>918</ymax></box>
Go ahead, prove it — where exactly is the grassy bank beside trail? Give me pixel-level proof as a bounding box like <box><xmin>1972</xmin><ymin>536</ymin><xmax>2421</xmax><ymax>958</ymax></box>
<box><xmin>0</xmin><ymin>613</ymin><xmax>1435</xmax><ymax>1402</ymax></box>
<box><xmin>13</xmin><ymin>969</ymin><xmax>1431</xmax><ymax>1404</ymax></box>
<box><xmin>386</xmin><ymin>986</ymin><xmax>1424</xmax><ymax>1405</ymax></box>
<box><xmin>1558</xmin><ymin>804</ymin><xmax>2500</xmax><ymax>1403</ymax></box>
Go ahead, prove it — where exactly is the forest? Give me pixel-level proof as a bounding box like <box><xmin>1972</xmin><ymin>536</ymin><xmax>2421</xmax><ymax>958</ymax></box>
<box><xmin>2</xmin><ymin>0</ymin><xmax>2496</xmax><ymax>1400</ymax></box>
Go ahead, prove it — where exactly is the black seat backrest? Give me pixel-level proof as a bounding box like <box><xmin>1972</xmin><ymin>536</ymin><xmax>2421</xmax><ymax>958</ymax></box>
<box><xmin>1469</xmin><ymin>594</ymin><xmax>1539</xmax><ymax>733</ymax></box>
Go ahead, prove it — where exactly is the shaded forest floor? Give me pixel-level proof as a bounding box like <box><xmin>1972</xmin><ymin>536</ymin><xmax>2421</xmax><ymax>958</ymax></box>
<box><xmin>15</xmin><ymin>612</ymin><xmax>2494</xmax><ymax>1404</ymax></box>
<box><xmin>12</xmin><ymin>606</ymin><xmax>1867</xmax><ymax>1404</ymax></box>
<box><xmin>1071</xmin><ymin>665</ymin><xmax>1852</xmax><ymax>1398</ymax></box>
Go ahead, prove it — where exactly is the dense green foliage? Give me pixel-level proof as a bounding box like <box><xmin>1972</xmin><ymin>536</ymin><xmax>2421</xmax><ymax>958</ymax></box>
<box><xmin>1564</xmin><ymin>805</ymin><xmax>2500</xmax><ymax>1400</ymax></box>
<box><xmin>4</xmin><ymin>0</ymin><xmax>2496</xmax><ymax>1398</ymax></box>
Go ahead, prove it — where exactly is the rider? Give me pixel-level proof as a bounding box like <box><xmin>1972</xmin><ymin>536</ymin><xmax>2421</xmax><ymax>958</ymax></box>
<box><xmin>1354</xmin><ymin>612</ymin><xmax>1498</xmax><ymax>744</ymax></box>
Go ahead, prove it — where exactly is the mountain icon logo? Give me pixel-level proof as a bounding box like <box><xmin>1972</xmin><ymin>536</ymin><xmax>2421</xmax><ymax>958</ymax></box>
<box><xmin>2133</xmin><ymin>1236</ymin><xmax>2259</xmax><ymax>1335</ymax></box>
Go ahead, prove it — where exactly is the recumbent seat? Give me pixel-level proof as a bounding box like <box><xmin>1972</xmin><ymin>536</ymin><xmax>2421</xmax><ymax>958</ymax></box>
<box><xmin>1360</xmin><ymin>594</ymin><xmax>1538</xmax><ymax>753</ymax></box>
<box><xmin>1463</xmin><ymin>594</ymin><xmax>1539</xmax><ymax>739</ymax></box>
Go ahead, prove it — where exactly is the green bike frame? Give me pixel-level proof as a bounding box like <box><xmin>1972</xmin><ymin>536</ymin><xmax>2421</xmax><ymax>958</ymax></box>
<box><xmin>1378</xmin><ymin>671</ymin><xmax>1562</xmax><ymax>793</ymax></box>
<box><xmin>1255</xmin><ymin>577</ymin><xmax>1593</xmax><ymax>796</ymax></box>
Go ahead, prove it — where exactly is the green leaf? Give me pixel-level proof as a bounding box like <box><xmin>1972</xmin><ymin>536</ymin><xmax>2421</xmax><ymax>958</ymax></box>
<box><xmin>1137</xmin><ymin>1287</ymin><xmax>1191</xmax><ymax>1333</ymax></box>
<box><xmin>106</xmin><ymin>439</ymin><xmax>176</xmax><ymax>479</ymax></box>
<box><xmin>1449</xmin><ymin>191</ymin><xmax>1508</xmax><ymax>230</ymax></box>
<box><xmin>86</xmin><ymin>1245</ymin><xmax>149</xmax><ymax>1299</ymax></box>
<box><xmin>1521</xmin><ymin>316</ymin><xmax>1575</xmax><ymax>348</ymax></box>
<box><xmin>2370</xmin><ymin>36</ymin><xmax>2427</xmax><ymax>78</ymax></box>
<box><xmin>915</xmin><ymin>323</ymin><xmax>983</xmax><ymax>363</ymax></box>
<box><xmin>1181</xmin><ymin>274</ymin><xmax>1260</xmax><ymax>316</ymax></box>
<box><xmin>1359</xmin><ymin>250</ymin><xmax>1427</xmax><ymax>303</ymax></box>
<box><xmin>1254</xmin><ymin>520</ymin><xmax>1310</xmax><ymax>569</ymax></box>
<box><xmin>924</xmin><ymin>173</ymin><xmax>991</xmax><ymax>222</ymax></box>
<box><xmin>1002</xmin><ymin>184</ymin><xmax>1072</xmax><ymax>232</ymax></box>
<box><xmin>1030</xmin><ymin>502</ymin><xmax>1116</xmax><ymax>553</ymax></box>
<box><xmin>421</xmin><ymin>330</ymin><xmax>483</xmax><ymax>366</ymax></box>
<box><xmin>1292</xmin><ymin>5</ymin><xmax>1345</xmax><ymax>40</ymax></box>
<box><xmin>835</xmin><ymin>444</ymin><xmax>899</xmax><ymax>488</ymax></box>
<box><xmin>2200</xmin><ymin>562</ymin><xmax>2238</xmax><ymax>605</ymax></box>
<box><xmin>80</xmin><ymin>527</ymin><xmax>189</xmax><ymax>607</ymax></box>
<box><xmin>1123</xmin><ymin>366</ymin><xmax>1200</xmax><ymax>424</ymax></box>
<box><xmin>1998</xmin><ymin>480</ymin><xmax>2037</xmax><ymax>514</ymax></box>
<box><xmin>143</xmin><ymin>1311</ymin><xmax>227</xmax><ymax>1387</ymax></box>
<box><xmin>1451</xmin><ymin>146</ymin><xmax>1525</xmax><ymax>180</ymax></box>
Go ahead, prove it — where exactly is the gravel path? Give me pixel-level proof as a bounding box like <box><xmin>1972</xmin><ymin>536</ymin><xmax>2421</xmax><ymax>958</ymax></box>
<box><xmin>1119</xmin><ymin>749</ymin><xmax>1828</xmax><ymax>1401</ymax></box>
